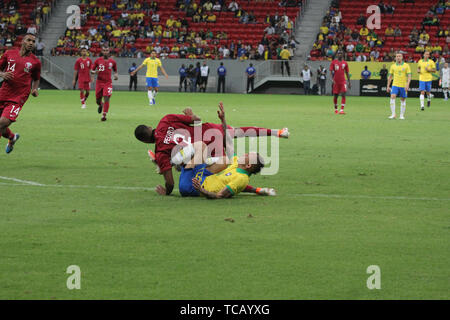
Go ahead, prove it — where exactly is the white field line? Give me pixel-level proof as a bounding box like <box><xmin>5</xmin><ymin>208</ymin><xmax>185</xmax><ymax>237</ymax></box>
<box><xmin>0</xmin><ymin>176</ymin><xmax>449</xmax><ymax>202</ymax></box>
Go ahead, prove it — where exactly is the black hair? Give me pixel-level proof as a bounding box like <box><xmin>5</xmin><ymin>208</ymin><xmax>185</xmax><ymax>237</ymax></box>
<box><xmin>249</xmin><ymin>153</ymin><xmax>265</xmax><ymax>176</ymax></box>
<box><xmin>134</xmin><ymin>125</ymin><xmax>154</xmax><ymax>143</ymax></box>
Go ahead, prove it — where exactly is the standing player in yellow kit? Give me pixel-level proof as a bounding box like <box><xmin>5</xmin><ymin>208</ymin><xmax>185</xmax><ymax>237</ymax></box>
<box><xmin>131</xmin><ymin>50</ymin><xmax>169</xmax><ymax>106</ymax></box>
<box><xmin>386</xmin><ymin>53</ymin><xmax>412</xmax><ymax>120</ymax></box>
<box><xmin>417</xmin><ymin>51</ymin><xmax>436</xmax><ymax>111</ymax></box>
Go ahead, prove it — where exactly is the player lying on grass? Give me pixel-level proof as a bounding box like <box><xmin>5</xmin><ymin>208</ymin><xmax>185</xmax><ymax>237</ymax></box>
<box><xmin>134</xmin><ymin>104</ymin><xmax>285</xmax><ymax>196</ymax></box>
<box><xmin>0</xmin><ymin>33</ymin><xmax>41</xmax><ymax>154</ymax></box>
<box><xmin>157</xmin><ymin>103</ymin><xmax>265</xmax><ymax>198</ymax></box>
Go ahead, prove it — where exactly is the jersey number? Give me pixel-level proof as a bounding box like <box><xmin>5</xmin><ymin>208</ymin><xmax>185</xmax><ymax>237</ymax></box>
<box><xmin>7</xmin><ymin>62</ymin><xmax>16</xmax><ymax>72</ymax></box>
<box><xmin>10</xmin><ymin>105</ymin><xmax>20</xmax><ymax>116</ymax></box>
<box><xmin>98</xmin><ymin>64</ymin><xmax>105</xmax><ymax>71</ymax></box>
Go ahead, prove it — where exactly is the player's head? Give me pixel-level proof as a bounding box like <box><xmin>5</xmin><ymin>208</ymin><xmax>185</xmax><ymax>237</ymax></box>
<box><xmin>423</xmin><ymin>51</ymin><xmax>430</xmax><ymax>59</ymax></box>
<box><xmin>240</xmin><ymin>152</ymin><xmax>265</xmax><ymax>176</ymax></box>
<box><xmin>150</xmin><ymin>50</ymin><xmax>157</xmax><ymax>58</ymax></box>
<box><xmin>101</xmin><ymin>46</ymin><xmax>110</xmax><ymax>58</ymax></box>
<box><xmin>80</xmin><ymin>47</ymin><xmax>88</xmax><ymax>57</ymax></box>
<box><xmin>336</xmin><ymin>50</ymin><xmax>343</xmax><ymax>60</ymax></box>
<box><xmin>445</xmin><ymin>62</ymin><xmax>449</xmax><ymax>69</ymax></box>
<box><xmin>395</xmin><ymin>52</ymin><xmax>403</xmax><ymax>63</ymax></box>
<box><xmin>134</xmin><ymin>125</ymin><xmax>155</xmax><ymax>144</ymax></box>
<box><xmin>22</xmin><ymin>33</ymin><xmax>36</xmax><ymax>53</ymax></box>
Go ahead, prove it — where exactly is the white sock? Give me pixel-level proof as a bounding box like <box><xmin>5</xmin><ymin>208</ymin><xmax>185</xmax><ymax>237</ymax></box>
<box><xmin>400</xmin><ymin>100</ymin><xmax>406</xmax><ymax>117</ymax></box>
<box><xmin>444</xmin><ymin>89</ymin><xmax>448</xmax><ymax>99</ymax></box>
<box><xmin>390</xmin><ymin>98</ymin><xmax>396</xmax><ymax>115</ymax></box>
<box><xmin>420</xmin><ymin>94</ymin><xmax>424</xmax><ymax>108</ymax></box>
<box><xmin>427</xmin><ymin>94</ymin><xmax>431</xmax><ymax>101</ymax></box>
<box><xmin>147</xmin><ymin>90</ymin><xmax>153</xmax><ymax>102</ymax></box>
<box><xmin>153</xmin><ymin>90</ymin><xmax>158</xmax><ymax>97</ymax></box>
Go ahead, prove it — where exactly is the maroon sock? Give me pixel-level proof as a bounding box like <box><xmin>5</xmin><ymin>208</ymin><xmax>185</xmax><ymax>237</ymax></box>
<box><xmin>244</xmin><ymin>185</ymin><xmax>256</xmax><ymax>193</ymax></box>
<box><xmin>333</xmin><ymin>96</ymin><xmax>338</xmax><ymax>108</ymax></box>
<box><xmin>234</xmin><ymin>127</ymin><xmax>273</xmax><ymax>137</ymax></box>
<box><xmin>103</xmin><ymin>101</ymin><xmax>110</xmax><ymax>113</ymax></box>
<box><xmin>2</xmin><ymin>127</ymin><xmax>14</xmax><ymax>140</ymax></box>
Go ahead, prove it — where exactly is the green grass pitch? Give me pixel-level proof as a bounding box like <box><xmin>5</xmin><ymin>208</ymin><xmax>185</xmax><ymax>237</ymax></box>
<box><xmin>0</xmin><ymin>90</ymin><xmax>448</xmax><ymax>299</ymax></box>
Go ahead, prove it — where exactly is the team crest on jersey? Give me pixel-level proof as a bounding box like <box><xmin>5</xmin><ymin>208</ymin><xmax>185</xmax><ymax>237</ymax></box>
<box><xmin>24</xmin><ymin>62</ymin><xmax>33</xmax><ymax>72</ymax></box>
<box><xmin>109</xmin><ymin>62</ymin><xmax>113</xmax><ymax>69</ymax></box>
<box><xmin>225</xmin><ymin>172</ymin><xmax>232</xmax><ymax>176</ymax></box>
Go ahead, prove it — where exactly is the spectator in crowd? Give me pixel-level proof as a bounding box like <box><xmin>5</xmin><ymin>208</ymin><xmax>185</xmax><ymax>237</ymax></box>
<box><xmin>361</xmin><ymin>66</ymin><xmax>371</xmax><ymax>79</ymax></box>
<box><xmin>280</xmin><ymin>45</ymin><xmax>291</xmax><ymax>76</ymax></box>
<box><xmin>356</xmin><ymin>14</ymin><xmax>366</xmax><ymax>26</ymax></box>
<box><xmin>246</xmin><ymin>63</ymin><xmax>256</xmax><ymax>93</ymax></box>
<box><xmin>393</xmin><ymin>25</ymin><xmax>402</xmax><ymax>38</ymax></box>
<box><xmin>385</xmin><ymin>24</ymin><xmax>394</xmax><ymax>37</ymax></box>
<box><xmin>301</xmin><ymin>64</ymin><xmax>312</xmax><ymax>95</ymax></box>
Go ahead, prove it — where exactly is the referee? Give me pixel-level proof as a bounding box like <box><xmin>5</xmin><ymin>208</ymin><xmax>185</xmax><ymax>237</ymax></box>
<box><xmin>200</xmin><ymin>61</ymin><xmax>209</xmax><ymax>92</ymax></box>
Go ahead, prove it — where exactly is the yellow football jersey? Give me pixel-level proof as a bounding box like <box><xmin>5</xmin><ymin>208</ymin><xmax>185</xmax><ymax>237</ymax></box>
<box><xmin>417</xmin><ymin>59</ymin><xmax>436</xmax><ymax>82</ymax></box>
<box><xmin>142</xmin><ymin>57</ymin><xmax>162</xmax><ymax>78</ymax></box>
<box><xmin>389</xmin><ymin>62</ymin><xmax>411</xmax><ymax>88</ymax></box>
<box><xmin>202</xmin><ymin>156</ymin><xmax>250</xmax><ymax>196</ymax></box>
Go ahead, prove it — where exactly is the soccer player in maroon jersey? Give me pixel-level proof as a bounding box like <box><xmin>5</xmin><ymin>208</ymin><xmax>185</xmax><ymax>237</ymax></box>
<box><xmin>134</xmin><ymin>105</ymin><xmax>288</xmax><ymax>196</ymax></box>
<box><xmin>72</xmin><ymin>47</ymin><xmax>93</xmax><ymax>109</ymax></box>
<box><xmin>330</xmin><ymin>50</ymin><xmax>351</xmax><ymax>114</ymax></box>
<box><xmin>91</xmin><ymin>46</ymin><xmax>118</xmax><ymax>121</ymax></box>
<box><xmin>0</xmin><ymin>33</ymin><xmax>41</xmax><ymax>154</ymax></box>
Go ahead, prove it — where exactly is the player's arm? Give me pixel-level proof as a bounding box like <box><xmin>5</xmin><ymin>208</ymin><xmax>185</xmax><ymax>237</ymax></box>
<box><xmin>131</xmin><ymin>63</ymin><xmax>145</xmax><ymax>76</ymax></box>
<box><xmin>0</xmin><ymin>53</ymin><xmax>13</xmax><ymax>81</ymax></box>
<box><xmin>155</xmin><ymin>168</ymin><xmax>175</xmax><ymax>196</ymax></box>
<box><xmin>345</xmin><ymin>66</ymin><xmax>351</xmax><ymax>89</ymax></box>
<box><xmin>192</xmin><ymin>179</ymin><xmax>233</xmax><ymax>199</ymax></box>
<box><xmin>182</xmin><ymin>107</ymin><xmax>201</xmax><ymax>121</ymax></box>
<box><xmin>72</xmin><ymin>69</ymin><xmax>78</xmax><ymax>88</ymax></box>
<box><xmin>405</xmin><ymin>73</ymin><xmax>411</xmax><ymax>91</ymax></box>
<box><xmin>386</xmin><ymin>73</ymin><xmax>392</xmax><ymax>93</ymax></box>
<box><xmin>160</xmin><ymin>65</ymin><xmax>169</xmax><ymax>79</ymax></box>
<box><xmin>31</xmin><ymin>61</ymin><xmax>41</xmax><ymax>97</ymax></box>
<box><xmin>217</xmin><ymin>102</ymin><xmax>233</xmax><ymax>159</ymax></box>
<box><xmin>113</xmin><ymin>62</ymin><xmax>118</xmax><ymax>80</ymax></box>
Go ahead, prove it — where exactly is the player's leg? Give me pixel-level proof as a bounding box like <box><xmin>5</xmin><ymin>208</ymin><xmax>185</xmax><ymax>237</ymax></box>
<box><xmin>426</xmin><ymin>81</ymin><xmax>432</xmax><ymax>107</ymax></box>
<box><xmin>419</xmin><ymin>81</ymin><xmax>426</xmax><ymax>110</ymax></box>
<box><xmin>338</xmin><ymin>92</ymin><xmax>346</xmax><ymax>114</ymax></box>
<box><xmin>399</xmin><ymin>96</ymin><xmax>406</xmax><ymax>120</ymax></box>
<box><xmin>232</xmin><ymin>126</ymin><xmax>289</xmax><ymax>138</ymax></box>
<box><xmin>0</xmin><ymin>105</ymin><xmax>21</xmax><ymax>154</ymax></box>
<box><xmin>84</xmin><ymin>89</ymin><xmax>90</xmax><ymax>105</ymax></box>
<box><xmin>79</xmin><ymin>89</ymin><xmax>85</xmax><ymax>108</ymax></box>
<box><xmin>101</xmin><ymin>86</ymin><xmax>112</xmax><ymax>121</ymax></box>
<box><xmin>184</xmin><ymin>141</ymin><xmax>208</xmax><ymax>169</ymax></box>
<box><xmin>242</xmin><ymin>185</ymin><xmax>277</xmax><ymax>196</ymax></box>
<box><xmin>151</xmin><ymin>77</ymin><xmax>159</xmax><ymax>104</ymax></box>
<box><xmin>95</xmin><ymin>84</ymin><xmax>103</xmax><ymax>114</ymax></box>
<box><xmin>444</xmin><ymin>84</ymin><xmax>449</xmax><ymax>101</ymax></box>
<box><xmin>389</xmin><ymin>89</ymin><xmax>397</xmax><ymax>119</ymax></box>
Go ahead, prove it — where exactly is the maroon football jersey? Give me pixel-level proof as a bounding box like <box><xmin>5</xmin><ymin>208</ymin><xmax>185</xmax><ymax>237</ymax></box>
<box><xmin>92</xmin><ymin>57</ymin><xmax>117</xmax><ymax>84</ymax></box>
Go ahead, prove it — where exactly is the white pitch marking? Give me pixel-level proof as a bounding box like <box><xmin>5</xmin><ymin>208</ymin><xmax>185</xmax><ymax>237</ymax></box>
<box><xmin>0</xmin><ymin>177</ymin><xmax>449</xmax><ymax>201</ymax></box>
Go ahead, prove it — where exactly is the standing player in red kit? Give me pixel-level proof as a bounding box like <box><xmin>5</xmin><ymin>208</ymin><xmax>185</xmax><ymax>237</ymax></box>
<box><xmin>72</xmin><ymin>47</ymin><xmax>93</xmax><ymax>109</ymax></box>
<box><xmin>0</xmin><ymin>33</ymin><xmax>41</xmax><ymax>154</ymax></box>
<box><xmin>330</xmin><ymin>50</ymin><xmax>351</xmax><ymax>114</ymax></box>
<box><xmin>91</xmin><ymin>46</ymin><xmax>118</xmax><ymax>121</ymax></box>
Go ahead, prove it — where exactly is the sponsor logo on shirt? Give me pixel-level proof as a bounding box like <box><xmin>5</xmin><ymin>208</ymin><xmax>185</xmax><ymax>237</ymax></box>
<box><xmin>164</xmin><ymin>126</ymin><xmax>175</xmax><ymax>144</ymax></box>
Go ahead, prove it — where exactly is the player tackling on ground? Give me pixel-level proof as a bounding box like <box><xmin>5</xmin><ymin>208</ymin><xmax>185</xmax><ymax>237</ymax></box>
<box><xmin>386</xmin><ymin>52</ymin><xmax>411</xmax><ymax>120</ymax></box>
<box><xmin>417</xmin><ymin>51</ymin><xmax>436</xmax><ymax>111</ymax></box>
<box><xmin>330</xmin><ymin>50</ymin><xmax>351</xmax><ymax>114</ymax></box>
<box><xmin>0</xmin><ymin>33</ymin><xmax>41</xmax><ymax>154</ymax></box>
<box><xmin>439</xmin><ymin>62</ymin><xmax>449</xmax><ymax>101</ymax></box>
<box><xmin>134</xmin><ymin>105</ymin><xmax>288</xmax><ymax>196</ymax></box>
<box><xmin>91</xmin><ymin>46</ymin><xmax>118</xmax><ymax>121</ymax></box>
<box><xmin>130</xmin><ymin>49</ymin><xmax>168</xmax><ymax>106</ymax></box>
<box><xmin>73</xmin><ymin>47</ymin><xmax>93</xmax><ymax>109</ymax></box>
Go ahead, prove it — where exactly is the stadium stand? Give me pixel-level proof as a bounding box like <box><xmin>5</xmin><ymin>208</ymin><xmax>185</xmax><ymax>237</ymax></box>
<box><xmin>309</xmin><ymin>0</ymin><xmax>449</xmax><ymax>62</ymax></box>
<box><xmin>51</xmin><ymin>0</ymin><xmax>304</xmax><ymax>60</ymax></box>
<box><xmin>0</xmin><ymin>0</ymin><xmax>56</xmax><ymax>52</ymax></box>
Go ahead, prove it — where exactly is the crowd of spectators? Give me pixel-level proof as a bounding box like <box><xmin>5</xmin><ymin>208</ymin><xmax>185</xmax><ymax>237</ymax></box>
<box><xmin>0</xmin><ymin>0</ymin><xmax>54</xmax><ymax>54</ymax></box>
<box><xmin>52</xmin><ymin>0</ymin><xmax>302</xmax><ymax>60</ymax></box>
<box><xmin>310</xmin><ymin>0</ymin><xmax>450</xmax><ymax>62</ymax></box>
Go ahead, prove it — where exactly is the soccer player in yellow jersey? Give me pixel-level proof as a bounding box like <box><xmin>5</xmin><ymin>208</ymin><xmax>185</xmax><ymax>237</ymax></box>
<box><xmin>387</xmin><ymin>53</ymin><xmax>412</xmax><ymax>120</ymax></box>
<box><xmin>417</xmin><ymin>51</ymin><xmax>436</xmax><ymax>110</ymax></box>
<box><xmin>131</xmin><ymin>50</ymin><xmax>168</xmax><ymax>105</ymax></box>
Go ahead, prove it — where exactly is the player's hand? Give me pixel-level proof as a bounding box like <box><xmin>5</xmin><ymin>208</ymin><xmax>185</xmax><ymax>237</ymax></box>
<box><xmin>0</xmin><ymin>71</ymin><xmax>13</xmax><ymax>81</ymax></box>
<box><xmin>130</xmin><ymin>71</ymin><xmax>135</xmax><ymax>76</ymax></box>
<box><xmin>182</xmin><ymin>107</ymin><xmax>193</xmax><ymax>116</ymax></box>
<box><xmin>439</xmin><ymin>79</ymin><xmax>442</xmax><ymax>86</ymax></box>
<box><xmin>347</xmin><ymin>81</ymin><xmax>351</xmax><ymax>89</ymax></box>
<box><xmin>405</xmin><ymin>85</ymin><xmax>409</xmax><ymax>92</ymax></box>
<box><xmin>31</xmin><ymin>89</ymin><xmax>38</xmax><ymax>97</ymax></box>
<box><xmin>192</xmin><ymin>178</ymin><xmax>202</xmax><ymax>191</ymax></box>
<box><xmin>165</xmin><ymin>74</ymin><xmax>169</xmax><ymax>79</ymax></box>
<box><xmin>386</xmin><ymin>87</ymin><xmax>391</xmax><ymax>93</ymax></box>
<box><xmin>155</xmin><ymin>185</ymin><xmax>166</xmax><ymax>195</ymax></box>
<box><xmin>114</xmin><ymin>75</ymin><xmax>118</xmax><ymax>81</ymax></box>
<box><xmin>72</xmin><ymin>80</ymin><xmax>76</xmax><ymax>89</ymax></box>
<box><xmin>217</xmin><ymin>102</ymin><xmax>225</xmax><ymax>121</ymax></box>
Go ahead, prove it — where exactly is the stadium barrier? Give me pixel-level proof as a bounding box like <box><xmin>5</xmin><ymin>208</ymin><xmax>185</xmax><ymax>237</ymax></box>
<box><xmin>360</xmin><ymin>79</ymin><xmax>444</xmax><ymax>98</ymax></box>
